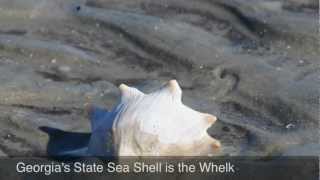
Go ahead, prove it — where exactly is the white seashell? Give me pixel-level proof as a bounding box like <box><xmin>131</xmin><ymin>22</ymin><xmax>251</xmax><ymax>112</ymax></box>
<box><xmin>89</xmin><ymin>80</ymin><xmax>221</xmax><ymax>156</ymax></box>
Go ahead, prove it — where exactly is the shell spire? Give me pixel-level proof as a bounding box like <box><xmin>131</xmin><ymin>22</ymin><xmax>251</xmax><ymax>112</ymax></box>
<box><xmin>119</xmin><ymin>84</ymin><xmax>144</xmax><ymax>101</ymax></box>
<box><xmin>202</xmin><ymin>113</ymin><xmax>217</xmax><ymax>127</ymax></box>
<box><xmin>164</xmin><ymin>79</ymin><xmax>182</xmax><ymax>100</ymax></box>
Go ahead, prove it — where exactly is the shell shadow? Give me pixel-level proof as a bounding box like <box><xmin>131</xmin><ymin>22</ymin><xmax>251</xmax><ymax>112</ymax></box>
<box><xmin>39</xmin><ymin>126</ymin><xmax>91</xmax><ymax>159</ymax></box>
<box><xmin>39</xmin><ymin>106</ymin><xmax>115</xmax><ymax>159</ymax></box>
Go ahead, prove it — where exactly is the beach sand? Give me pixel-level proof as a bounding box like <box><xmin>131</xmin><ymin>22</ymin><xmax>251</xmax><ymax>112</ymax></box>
<box><xmin>0</xmin><ymin>0</ymin><xmax>318</xmax><ymax>156</ymax></box>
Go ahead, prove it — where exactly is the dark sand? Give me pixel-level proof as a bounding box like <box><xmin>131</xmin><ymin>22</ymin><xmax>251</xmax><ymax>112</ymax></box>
<box><xmin>0</xmin><ymin>0</ymin><xmax>318</xmax><ymax>156</ymax></box>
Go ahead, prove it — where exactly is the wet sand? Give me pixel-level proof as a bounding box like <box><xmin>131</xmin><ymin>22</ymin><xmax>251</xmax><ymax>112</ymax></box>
<box><xmin>0</xmin><ymin>0</ymin><xmax>318</xmax><ymax>156</ymax></box>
